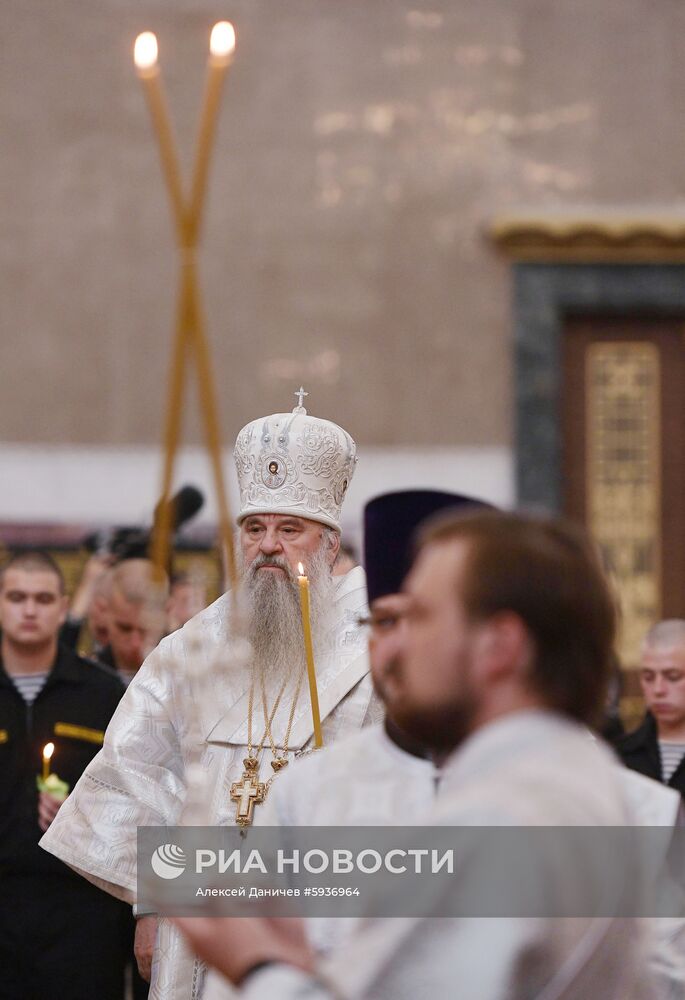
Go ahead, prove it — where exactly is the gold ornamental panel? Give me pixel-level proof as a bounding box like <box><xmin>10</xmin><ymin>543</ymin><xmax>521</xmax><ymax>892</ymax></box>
<box><xmin>586</xmin><ymin>342</ymin><xmax>661</xmax><ymax>667</ymax></box>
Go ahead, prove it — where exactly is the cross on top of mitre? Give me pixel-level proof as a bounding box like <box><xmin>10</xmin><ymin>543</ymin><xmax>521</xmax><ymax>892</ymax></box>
<box><xmin>293</xmin><ymin>386</ymin><xmax>309</xmax><ymax>413</ymax></box>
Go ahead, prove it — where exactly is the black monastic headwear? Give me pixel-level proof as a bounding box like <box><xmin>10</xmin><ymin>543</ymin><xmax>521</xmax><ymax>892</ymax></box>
<box><xmin>363</xmin><ymin>489</ymin><xmax>493</xmax><ymax>603</ymax></box>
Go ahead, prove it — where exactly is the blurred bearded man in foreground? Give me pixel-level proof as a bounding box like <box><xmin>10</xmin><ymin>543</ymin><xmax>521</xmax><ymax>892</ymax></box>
<box><xmin>199</xmin><ymin>490</ymin><xmax>491</xmax><ymax>1000</ymax></box>
<box><xmin>176</xmin><ymin>511</ymin><xmax>660</xmax><ymax>1000</ymax></box>
<box><xmin>41</xmin><ymin>394</ymin><xmax>378</xmax><ymax>1000</ymax></box>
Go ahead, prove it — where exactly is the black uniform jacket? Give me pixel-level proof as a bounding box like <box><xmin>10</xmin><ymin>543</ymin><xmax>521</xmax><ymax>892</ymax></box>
<box><xmin>616</xmin><ymin>711</ymin><xmax>685</xmax><ymax>800</ymax></box>
<box><xmin>0</xmin><ymin>643</ymin><xmax>125</xmax><ymax>875</ymax></box>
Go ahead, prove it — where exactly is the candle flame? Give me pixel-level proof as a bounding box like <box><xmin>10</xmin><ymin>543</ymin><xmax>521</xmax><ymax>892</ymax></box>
<box><xmin>297</xmin><ymin>563</ymin><xmax>305</xmax><ymax>577</ymax></box>
<box><xmin>134</xmin><ymin>31</ymin><xmax>159</xmax><ymax>71</ymax></box>
<box><xmin>210</xmin><ymin>21</ymin><xmax>236</xmax><ymax>59</ymax></box>
<box><xmin>43</xmin><ymin>742</ymin><xmax>55</xmax><ymax>761</ymax></box>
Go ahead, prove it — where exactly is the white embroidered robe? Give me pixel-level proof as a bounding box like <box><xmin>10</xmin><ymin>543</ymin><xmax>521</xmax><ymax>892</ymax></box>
<box><xmin>40</xmin><ymin>566</ymin><xmax>379</xmax><ymax>1000</ymax></box>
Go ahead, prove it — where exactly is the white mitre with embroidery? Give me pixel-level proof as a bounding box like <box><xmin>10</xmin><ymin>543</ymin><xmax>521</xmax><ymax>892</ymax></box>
<box><xmin>234</xmin><ymin>387</ymin><xmax>357</xmax><ymax>531</ymax></box>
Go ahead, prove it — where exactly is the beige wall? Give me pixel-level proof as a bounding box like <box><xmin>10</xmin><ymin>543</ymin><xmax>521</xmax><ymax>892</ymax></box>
<box><xmin>2</xmin><ymin>0</ymin><xmax>684</xmax><ymax>449</ymax></box>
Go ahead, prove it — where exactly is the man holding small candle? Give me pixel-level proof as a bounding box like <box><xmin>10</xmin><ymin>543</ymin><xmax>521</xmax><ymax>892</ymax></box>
<box><xmin>0</xmin><ymin>550</ymin><xmax>133</xmax><ymax>999</ymax></box>
<box><xmin>41</xmin><ymin>395</ymin><xmax>378</xmax><ymax>999</ymax></box>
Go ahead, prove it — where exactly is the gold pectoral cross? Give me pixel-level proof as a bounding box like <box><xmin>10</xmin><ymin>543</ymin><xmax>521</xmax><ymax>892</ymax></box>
<box><xmin>230</xmin><ymin>770</ymin><xmax>266</xmax><ymax>827</ymax></box>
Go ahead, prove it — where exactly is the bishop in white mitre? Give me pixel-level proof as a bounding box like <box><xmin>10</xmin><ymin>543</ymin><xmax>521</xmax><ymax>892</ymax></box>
<box><xmin>41</xmin><ymin>393</ymin><xmax>381</xmax><ymax>1000</ymax></box>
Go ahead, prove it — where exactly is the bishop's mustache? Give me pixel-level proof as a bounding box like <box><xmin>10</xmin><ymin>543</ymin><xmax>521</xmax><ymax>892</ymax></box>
<box><xmin>247</xmin><ymin>554</ymin><xmax>296</xmax><ymax>583</ymax></box>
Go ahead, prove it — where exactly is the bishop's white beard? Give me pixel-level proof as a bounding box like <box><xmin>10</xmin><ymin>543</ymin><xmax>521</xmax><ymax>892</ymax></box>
<box><xmin>240</xmin><ymin>540</ymin><xmax>335</xmax><ymax>686</ymax></box>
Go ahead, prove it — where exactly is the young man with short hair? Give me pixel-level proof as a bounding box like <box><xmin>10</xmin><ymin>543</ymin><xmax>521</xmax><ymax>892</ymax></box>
<box><xmin>618</xmin><ymin>618</ymin><xmax>685</xmax><ymax>800</ymax></box>
<box><xmin>97</xmin><ymin>558</ymin><xmax>168</xmax><ymax>685</ymax></box>
<box><xmin>0</xmin><ymin>550</ymin><xmax>130</xmax><ymax>999</ymax></box>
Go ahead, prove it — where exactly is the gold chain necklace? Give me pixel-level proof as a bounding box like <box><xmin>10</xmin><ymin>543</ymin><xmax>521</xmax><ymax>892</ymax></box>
<box><xmin>243</xmin><ymin>674</ymin><xmax>287</xmax><ymax>772</ymax></box>
<box><xmin>230</xmin><ymin>669</ymin><xmax>304</xmax><ymax>828</ymax></box>
<box><xmin>262</xmin><ymin>668</ymin><xmax>305</xmax><ymax>774</ymax></box>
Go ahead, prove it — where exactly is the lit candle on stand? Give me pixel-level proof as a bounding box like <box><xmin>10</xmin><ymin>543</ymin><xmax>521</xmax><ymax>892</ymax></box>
<box><xmin>42</xmin><ymin>742</ymin><xmax>54</xmax><ymax>782</ymax></box>
<box><xmin>133</xmin><ymin>23</ymin><xmax>240</xmax><ymax>594</ymax></box>
<box><xmin>186</xmin><ymin>21</ymin><xmax>238</xmax><ymax>594</ymax></box>
<box><xmin>297</xmin><ymin>563</ymin><xmax>323</xmax><ymax>748</ymax></box>
<box><xmin>133</xmin><ymin>32</ymin><xmax>187</xmax><ymax>243</ymax></box>
<box><xmin>188</xmin><ymin>21</ymin><xmax>236</xmax><ymax>239</ymax></box>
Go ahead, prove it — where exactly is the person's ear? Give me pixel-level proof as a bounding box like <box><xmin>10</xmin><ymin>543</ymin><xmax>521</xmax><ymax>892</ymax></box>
<box><xmin>326</xmin><ymin>531</ymin><xmax>341</xmax><ymax>567</ymax></box>
<box><xmin>473</xmin><ymin>613</ymin><xmax>531</xmax><ymax>683</ymax></box>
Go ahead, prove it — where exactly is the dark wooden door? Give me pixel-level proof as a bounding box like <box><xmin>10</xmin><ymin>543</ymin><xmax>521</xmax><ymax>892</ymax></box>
<box><xmin>562</xmin><ymin>316</ymin><xmax>685</xmax><ymax>687</ymax></box>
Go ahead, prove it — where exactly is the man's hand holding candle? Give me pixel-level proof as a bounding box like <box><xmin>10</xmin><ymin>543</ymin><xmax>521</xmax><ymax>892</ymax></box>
<box><xmin>37</xmin><ymin>743</ymin><xmax>70</xmax><ymax>830</ymax></box>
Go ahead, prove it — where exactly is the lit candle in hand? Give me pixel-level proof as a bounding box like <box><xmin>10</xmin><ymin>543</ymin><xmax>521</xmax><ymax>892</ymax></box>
<box><xmin>42</xmin><ymin>743</ymin><xmax>54</xmax><ymax>782</ymax></box>
<box><xmin>297</xmin><ymin>563</ymin><xmax>323</xmax><ymax>748</ymax></box>
<box><xmin>38</xmin><ymin>742</ymin><xmax>70</xmax><ymax>800</ymax></box>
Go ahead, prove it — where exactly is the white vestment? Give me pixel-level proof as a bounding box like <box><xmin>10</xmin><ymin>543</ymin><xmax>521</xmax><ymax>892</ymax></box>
<box><xmin>40</xmin><ymin>566</ymin><xmax>379</xmax><ymax>1000</ymax></box>
<box><xmin>614</xmin><ymin>768</ymin><xmax>685</xmax><ymax>998</ymax></box>
<box><xmin>228</xmin><ymin>712</ymin><xmax>659</xmax><ymax>1000</ymax></box>
<box><xmin>204</xmin><ymin>723</ymin><xmax>439</xmax><ymax>1000</ymax></box>
<box><xmin>259</xmin><ymin>721</ymin><xmax>440</xmax><ymax>827</ymax></box>
<box><xmin>207</xmin><ymin>720</ymin><xmax>685</xmax><ymax>1000</ymax></box>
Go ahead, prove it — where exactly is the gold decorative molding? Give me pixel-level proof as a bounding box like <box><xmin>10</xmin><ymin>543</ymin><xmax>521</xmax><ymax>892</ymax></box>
<box><xmin>585</xmin><ymin>342</ymin><xmax>661</xmax><ymax>668</ymax></box>
<box><xmin>489</xmin><ymin>211</ymin><xmax>685</xmax><ymax>261</ymax></box>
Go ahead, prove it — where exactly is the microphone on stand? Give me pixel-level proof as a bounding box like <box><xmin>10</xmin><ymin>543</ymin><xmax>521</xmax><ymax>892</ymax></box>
<box><xmin>150</xmin><ymin>485</ymin><xmax>206</xmax><ymax>575</ymax></box>
<box><xmin>83</xmin><ymin>485</ymin><xmax>205</xmax><ymax>563</ymax></box>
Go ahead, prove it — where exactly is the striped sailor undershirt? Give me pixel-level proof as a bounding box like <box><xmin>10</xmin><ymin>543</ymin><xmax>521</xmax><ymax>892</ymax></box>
<box><xmin>659</xmin><ymin>741</ymin><xmax>685</xmax><ymax>783</ymax></box>
<box><xmin>11</xmin><ymin>672</ymin><xmax>49</xmax><ymax>705</ymax></box>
